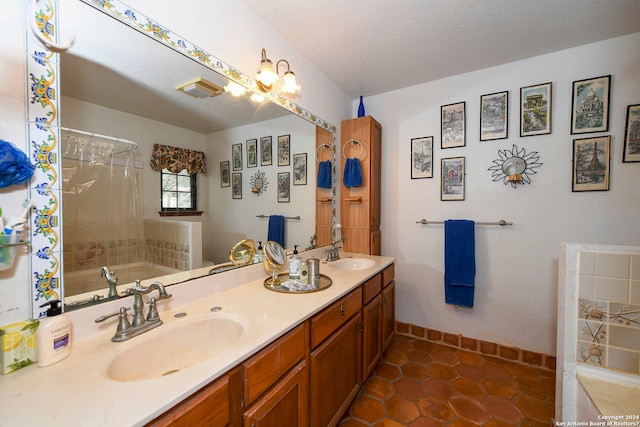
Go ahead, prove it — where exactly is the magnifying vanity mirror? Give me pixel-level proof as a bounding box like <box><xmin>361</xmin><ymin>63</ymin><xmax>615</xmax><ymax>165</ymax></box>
<box><xmin>263</xmin><ymin>241</ymin><xmax>287</xmax><ymax>286</ymax></box>
<box><xmin>51</xmin><ymin>0</ymin><xmax>336</xmax><ymax>310</ymax></box>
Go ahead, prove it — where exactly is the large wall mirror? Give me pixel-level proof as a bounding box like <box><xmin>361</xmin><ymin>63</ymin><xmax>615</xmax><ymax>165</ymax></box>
<box><xmin>53</xmin><ymin>0</ymin><xmax>336</xmax><ymax>309</ymax></box>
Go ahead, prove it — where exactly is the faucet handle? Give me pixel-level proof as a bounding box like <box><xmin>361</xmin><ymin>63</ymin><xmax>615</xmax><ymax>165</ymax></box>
<box><xmin>95</xmin><ymin>306</ymin><xmax>129</xmax><ymax>323</ymax></box>
<box><xmin>95</xmin><ymin>307</ymin><xmax>132</xmax><ymax>336</ymax></box>
<box><xmin>146</xmin><ymin>298</ymin><xmax>160</xmax><ymax>322</ymax></box>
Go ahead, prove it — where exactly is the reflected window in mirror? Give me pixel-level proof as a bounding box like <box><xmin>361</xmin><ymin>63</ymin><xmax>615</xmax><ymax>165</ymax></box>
<box><xmin>160</xmin><ymin>169</ymin><xmax>199</xmax><ymax>215</ymax></box>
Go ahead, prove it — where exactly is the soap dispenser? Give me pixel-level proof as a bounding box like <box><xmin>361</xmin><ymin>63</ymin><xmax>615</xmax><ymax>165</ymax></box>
<box><xmin>288</xmin><ymin>245</ymin><xmax>301</xmax><ymax>280</ymax></box>
<box><xmin>37</xmin><ymin>300</ymin><xmax>72</xmax><ymax>367</ymax></box>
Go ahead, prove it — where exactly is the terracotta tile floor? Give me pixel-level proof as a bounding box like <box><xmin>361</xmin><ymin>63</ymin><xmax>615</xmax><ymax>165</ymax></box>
<box><xmin>340</xmin><ymin>335</ymin><xmax>555</xmax><ymax>426</ymax></box>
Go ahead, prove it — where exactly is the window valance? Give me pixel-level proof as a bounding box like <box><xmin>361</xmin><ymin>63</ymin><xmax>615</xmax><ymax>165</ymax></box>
<box><xmin>149</xmin><ymin>144</ymin><xmax>206</xmax><ymax>175</ymax></box>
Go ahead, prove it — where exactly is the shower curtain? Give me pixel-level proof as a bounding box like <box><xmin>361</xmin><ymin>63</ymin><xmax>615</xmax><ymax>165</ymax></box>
<box><xmin>61</xmin><ymin>128</ymin><xmax>156</xmax><ymax>296</ymax></box>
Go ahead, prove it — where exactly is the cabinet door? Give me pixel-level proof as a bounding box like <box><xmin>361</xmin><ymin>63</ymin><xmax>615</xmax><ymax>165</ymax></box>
<box><xmin>243</xmin><ymin>362</ymin><xmax>308</xmax><ymax>427</ymax></box>
<box><xmin>362</xmin><ymin>294</ymin><xmax>382</xmax><ymax>379</ymax></box>
<box><xmin>381</xmin><ymin>281</ymin><xmax>396</xmax><ymax>351</ymax></box>
<box><xmin>310</xmin><ymin>313</ymin><xmax>362</xmax><ymax>427</ymax></box>
<box><xmin>147</xmin><ymin>367</ymin><xmax>240</xmax><ymax>427</ymax></box>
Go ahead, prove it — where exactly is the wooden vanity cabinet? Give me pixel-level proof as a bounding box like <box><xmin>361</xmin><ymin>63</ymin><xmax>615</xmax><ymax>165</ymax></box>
<box><xmin>146</xmin><ymin>366</ymin><xmax>242</xmax><ymax>427</ymax></box>
<box><xmin>309</xmin><ymin>287</ymin><xmax>363</xmax><ymax>427</ymax></box>
<box><xmin>381</xmin><ymin>264</ymin><xmax>396</xmax><ymax>351</ymax></box>
<box><xmin>242</xmin><ymin>324</ymin><xmax>308</xmax><ymax>427</ymax></box>
<box><xmin>361</xmin><ymin>274</ymin><xmax>383</xmax><ymax>379</ymax></box>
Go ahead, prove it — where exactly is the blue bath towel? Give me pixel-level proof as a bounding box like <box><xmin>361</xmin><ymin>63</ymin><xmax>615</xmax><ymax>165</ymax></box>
<box><xmin>267</xmin><ymin>215</ymin><xmax>285</xmax><ymax>248</ymax></box>
<box><xmin>317</xmin><ymin>160</ymin><xmax>332</xmax><ymax>188</ymax></box>
<box><xmin>444</xmin><ymin>219</ymin><xmax>475</xmax><ymax>308</ymax></box>
<box><xmin>343</xmin><ymin>157</ymin><xmax>363</xmax><ymax>187</ymax></box>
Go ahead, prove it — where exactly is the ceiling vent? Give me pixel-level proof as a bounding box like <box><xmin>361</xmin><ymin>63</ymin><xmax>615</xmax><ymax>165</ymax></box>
<box><xmin>176</xmin><ymin>78</ymin><xmax>224</xmax><ymax>98</ymax></box>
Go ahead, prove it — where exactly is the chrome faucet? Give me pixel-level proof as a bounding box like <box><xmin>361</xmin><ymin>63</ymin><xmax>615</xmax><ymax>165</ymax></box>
<box><xmin>100</xmin><ymin>266</ymin><xmax>119</xmax><ymax>298</ymax></box>
<box><xmin>326</xmin><ymin>238</ymin><xmax>345</xmax><ymax>262</ymax></box>
<box><xmin>95</xmin><ymin>280</ymin><xmax>172</xmax><ymax>342</ymax></box>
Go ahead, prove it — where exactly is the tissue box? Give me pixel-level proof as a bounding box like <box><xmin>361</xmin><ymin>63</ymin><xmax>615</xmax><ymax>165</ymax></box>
<box><xmin>1</xmin><ymin>319</ymin><xmax>39</xmax><ymax>374</ymax></box>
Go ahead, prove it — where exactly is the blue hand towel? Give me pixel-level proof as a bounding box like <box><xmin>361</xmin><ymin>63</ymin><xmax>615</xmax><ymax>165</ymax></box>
<box><xmin>317</xmin><ymin>160</ymin><xmax>332</xmax><ymax>188</ymax></box>
<box><xmin>444</xmin><ymin>219</ymin><xmax>475</xmax><ymax>308</ymax></box>
<box><xmin>343</xmin><ymin>157</ymin><xmax>363</xmax><ymax>187</ymax></box>
<box><xmin>267</xmin><ymin>215</ymin><xmax>285</xmax><ymax>248</ymax></box>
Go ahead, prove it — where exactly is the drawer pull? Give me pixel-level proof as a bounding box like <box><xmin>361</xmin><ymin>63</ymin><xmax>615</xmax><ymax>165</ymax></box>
<box><xmin>340</xmin><ymin>304</ymin><xmax>345</xmax><ymax>319</ymax></box>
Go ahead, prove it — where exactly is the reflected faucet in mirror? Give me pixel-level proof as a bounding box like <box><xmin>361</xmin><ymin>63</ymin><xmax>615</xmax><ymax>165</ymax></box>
<box><xmin>101</xmin><ymin>266</ymin><xmax>119</xmax><ymax>298</ymax></box>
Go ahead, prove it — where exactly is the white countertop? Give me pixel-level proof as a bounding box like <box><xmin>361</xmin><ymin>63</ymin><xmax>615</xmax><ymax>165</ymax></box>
<box><xmin>0</xmin><ymin>251</ymin><xmax>394</xmax><ymax>426</ymax></box>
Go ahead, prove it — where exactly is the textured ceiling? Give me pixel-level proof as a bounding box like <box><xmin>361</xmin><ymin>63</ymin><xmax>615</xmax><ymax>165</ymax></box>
<box><xmin>243</xmin><ymin>0</ymin><xmax>640</xmax><ymax>99</ymax></box>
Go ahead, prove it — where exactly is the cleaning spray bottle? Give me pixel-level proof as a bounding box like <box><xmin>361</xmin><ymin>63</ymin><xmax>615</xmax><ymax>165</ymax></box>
<box><xmin>37</xmin><ymin>300</ymin><xmax>72</xmax><ymax>367</ymax></box>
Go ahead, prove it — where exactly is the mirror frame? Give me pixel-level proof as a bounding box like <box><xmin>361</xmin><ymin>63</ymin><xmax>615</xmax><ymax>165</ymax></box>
<box><xmin>25</xmin><ymin>0</ymin><xmax>336</xmax><ymax>318</ymax></box>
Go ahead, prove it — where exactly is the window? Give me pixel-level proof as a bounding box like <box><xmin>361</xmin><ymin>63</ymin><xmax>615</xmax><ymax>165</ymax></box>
<box><xmin>161</xmin><ymin>168</ymin><xmax>197</xmax><ymax>211</ymax></box>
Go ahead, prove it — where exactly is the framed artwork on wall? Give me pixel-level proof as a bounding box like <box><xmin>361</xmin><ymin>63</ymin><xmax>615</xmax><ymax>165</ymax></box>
<box><xmin>232</xmin><ymin>172</ymin><xmax>242</xmax><ymax>199</ymax></box>
<box><xmin>246</xmin><ymin>139</ymin><xmax>257</xmax><ymax>167</ymax></box>
<box><xmin>623</xmin><ymin>104</ymin><xmax>640</xmax><ymax>163</ymax></box>
<box><xmin>570</xmin><ymin>75</ymin><xmax>611</xmax><ymax>134</ymax></box>
<box><xmin>220</xmin><ymin>161</ymin><xmax>230</xmax><ymax>187</ymax></box>
<box><xmin>293</xmin><ymin>153</ymin><xmax>307</xmax><ymax>185</ymax></box>
<box><xmin>260</xmin><ymin>136</ymin><xmax>272</xmax><ymax>166</ymax></box>
<box><xmin>480</xmin><ymin>91</ymin><xmax>508</xmax><ymax>141</ymax></box>
<box><xmin>277</xmin><ymin>172</ymin><xmax>290</xmax><ymax>202</ymax></box>
<box><xmin>277</xmin><ymin>134</ymin><xmax>291</xmax><ymax>166</ymax></box>
<box><xmin>411</xmin><ymin>136</ymin><xmax>433</xmax><ymax>179</ymax></box>
<box><xmin>572</xmin><ymin>135</ymin><xmax>610</xmax><ymax>192</ymax></box>
<box><xmin>441</xmin><ymin>101</ymin><xmax>466</xmax><ymax>148</ymax></box>
<box><xmin>232</xmin><ymin>143</ymin><xmax>242</xmax><ymax>171</ymax></box>
<box><xmin>520</xmin><ymin>82</ymin><xmax>552</xmax><ymax>137</ymax></box>
<box><xmin>441</xmin><ymin>156</ymin><xmax>465</xmax><ymax>201</ymax></box>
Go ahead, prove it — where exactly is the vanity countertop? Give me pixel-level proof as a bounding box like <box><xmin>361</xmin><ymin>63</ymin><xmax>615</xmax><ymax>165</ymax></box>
<box><xmin>0</xmin><ymin>252</ymin><xmax>394</xmax><ymax>426</ymax></box>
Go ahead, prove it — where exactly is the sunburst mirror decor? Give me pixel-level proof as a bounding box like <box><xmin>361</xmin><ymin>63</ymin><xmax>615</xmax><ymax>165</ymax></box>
<box><xmin>488</xmin><ymin>144</ymin><xmax>542</xmax><ymax>188</ymax></box>
<box><xmin>250</xmin><ymin>170</ymin><xmax>268</xmax><ymax>195</ymax></box>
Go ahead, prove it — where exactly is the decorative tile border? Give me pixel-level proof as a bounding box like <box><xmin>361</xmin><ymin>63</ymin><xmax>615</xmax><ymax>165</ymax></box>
<box><xmin>27</xmin><ymin>0</ymin><xmax>62</xmax><ymax>318</ymax></box>
<box><xmin>396</xmin><ymin>321</ymin><xmax>557</xmax><ymax>371</ymax></box>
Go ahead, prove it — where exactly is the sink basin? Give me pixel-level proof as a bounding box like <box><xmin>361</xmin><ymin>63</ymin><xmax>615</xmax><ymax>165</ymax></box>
<box><xmin>328</xmin><ymin>258</ymin><xmax>375</xmax><ymax>270</ymax></box>
<box><xmin>104</xmin><ymin>314</ymin><xmax>246</xmax><ymax>382</ymax></box>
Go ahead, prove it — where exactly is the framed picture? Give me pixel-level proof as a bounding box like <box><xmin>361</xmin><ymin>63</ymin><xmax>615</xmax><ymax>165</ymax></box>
<box><xmin>260</xmin><ymin>136</ymin><xmax>272</xmax><ymax>166</ymax></box>
<box><xmin>220</xmin><ymin>161</ymin><xmax>230</xmax><ymax>187</ymax></box>
<box><xmin>277</xmin><ymin>134</ymin><xmax>290</xmax><ymax>166</ymax></box>
<box><xmin>441</xmin><ymin>101</ymin><xmax>466</xmax><ymax>148</ymax></box>
<box><xmin>623</xmin><ymin>104</ymin><xmax>640</xmax><ymax>163</ymax></box>
<box><xmin>520</xmin><ymin>82</ymin><xmax>552</xmax><ymax>137</ymax></box>
<box><xmin>572</xmin><ymin>136</ymin><xmax>610</xmax><ymax>192</ymax></box>
<box><xmin>232</xmin><ymin>172</ymin><xmax>242</xmax><ymax>199</ymax></box>
<box><xmin>441</xmin><ymin>156</ymin><xmax>465</xmax><ymax>201</ymax></box>
<box><xmin>232</xmin><ymin>143</ymin><xmax>242</xmax><ymax>171</ymax></box>
<box><xmin>480</xmin><ymin>91</ymin><xmax>508</xmax><ymax>141</ymax></box>
<box><xmin>246</xmin><ymin>139</ymin><xmax>257</xmax><ymax>168</ymax></box>
<box><xmin>293</xmin><ymin>153</ymin><xmax>307</xmax><ymax>185</ymax></box>
<box><xmin>411</xmin><ymin>136</ymin><xmax>433</xmax><ymax>179</ymax></box>
<box><xmin>571</xmin><ymin>75</ymin><xmax>611</xmax><ymax>134</ymax></box>
<box><xmin>277</xmin><ymin>172</ymin><xmax>290</xmax><ymax>203</ymax></box>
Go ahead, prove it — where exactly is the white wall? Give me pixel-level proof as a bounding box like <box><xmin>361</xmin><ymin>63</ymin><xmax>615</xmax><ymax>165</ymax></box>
<box><xmin>205</xmin><ymin>115</ymin><xmax>316</xmax><ymax>262</ymax></box>
<box><xmin>362</xmin><ymin>33</ymin><xmax>640</xmax><ymax>355</ymax></box>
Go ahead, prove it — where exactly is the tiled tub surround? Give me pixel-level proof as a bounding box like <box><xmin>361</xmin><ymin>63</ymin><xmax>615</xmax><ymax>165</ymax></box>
<box><xmin>557</xmin><ymin>244</ymin><xmax>640</xmax><ymax>422</ymax></box>
<box><xmin>577</xmin><ymin>251</ymin><xmax>640</xmax><ymax>374</ymax></box>
<box><xmin>143</xmin><ymin>219</ymin><xmax>203</xmax><ymax>271</ymax></box>
<box><xmin>0</xmin><ymin>250</ymin><xmax>394</xmax><ymax>426</ymax></box>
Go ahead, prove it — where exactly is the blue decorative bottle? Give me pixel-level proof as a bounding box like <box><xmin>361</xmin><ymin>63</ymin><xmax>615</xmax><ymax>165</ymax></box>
<box><xmin>357</xmin><ymin>96</ymin><xmax>365</xmax><ymax>117</ymax></box>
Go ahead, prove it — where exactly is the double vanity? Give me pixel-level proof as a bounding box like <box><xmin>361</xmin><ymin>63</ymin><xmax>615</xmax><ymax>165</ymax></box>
<box><xmin>0</xmin><ymin>248</ymin><xmax>395</xmax><ymax>426</ymax></box>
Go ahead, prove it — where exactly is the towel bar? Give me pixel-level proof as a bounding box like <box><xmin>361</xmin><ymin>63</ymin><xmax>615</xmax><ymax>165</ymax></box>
<box><xmin>257</xmin><ymin>214</ymin><xmax>301</xmax><ymax>220</ymax></box>
<box><xmin>416</xmin><ymin>219</ymin><xmax>512</xmax><ymax>226</ymax></box>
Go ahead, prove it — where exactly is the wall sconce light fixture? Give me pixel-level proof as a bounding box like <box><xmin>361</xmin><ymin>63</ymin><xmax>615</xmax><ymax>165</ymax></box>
<box><xmin>256</xmin><ymin>48</ymin><xmax>301</xmax><ymax>95</ymax></box>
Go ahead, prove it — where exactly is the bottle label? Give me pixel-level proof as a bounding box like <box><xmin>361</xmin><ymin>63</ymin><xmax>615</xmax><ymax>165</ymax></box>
<box><xmin>289</xmin><ymin>259</ymin><xmax>301</xmax><ymax>278</ymax></box>
<box><xmin>53</xmin><ymin>334</ymin><xmax>69</xmax><ymax>351</ymax></box>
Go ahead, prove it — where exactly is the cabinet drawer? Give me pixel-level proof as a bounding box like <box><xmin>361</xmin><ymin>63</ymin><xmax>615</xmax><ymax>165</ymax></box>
<box><xmin>243</xmin><ymin>323</ymin><xmax>307</xmax><ymax>407</ymax></box>
<box><xmin>362</xmin><ymin>273</ymin><xmax>382</xmax><ymax>305</ymax></box>
<box><xmin>382</xmin><ymin>263</ymin><xmax>395</xmax><ymax>287</ymax></box>
<box><xmin>310</xmin><ymin>287</ymin><xmax>362</xmax><ymax>349</ymax></box>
